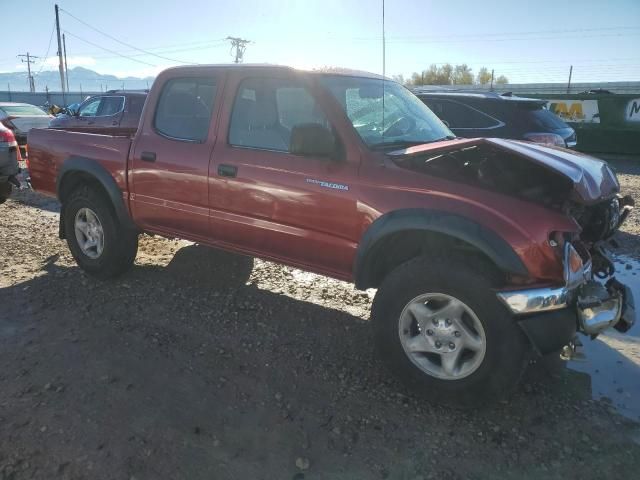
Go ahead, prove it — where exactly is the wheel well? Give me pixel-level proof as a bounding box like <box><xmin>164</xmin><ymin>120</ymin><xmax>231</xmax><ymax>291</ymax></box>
<box><xmin>58</xmin><ymin>171</ymin><xmax>110</xmax><ymax>205</ymax></box>
<box><xmin>57</xmin><ymin>172</ymin><xmax>117</xmax><ymax>240</ymax></box>
<box><xmin>359</xmin><ymin>230</ymin><xmax>506</xmax><ymax>289</ymax></box>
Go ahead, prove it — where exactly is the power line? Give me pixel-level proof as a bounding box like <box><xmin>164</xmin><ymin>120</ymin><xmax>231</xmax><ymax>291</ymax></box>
<box><xmin>75</xmin><ymin>40</ymin><xmax>228</xmax><ymax>62</ymax></box>
<box><xmin>382</xmin><ymin>25</ymin><xmax>640</xmax><ymax>41</ymax></box>
<box><xmin>60</xmin><ymin>7</ymin><xmax>199</xmax><ymax>64</ymax></box>
<box><xmin>385</xmin><ymin>32</ymin><xmax>640</xmax><ymax>45</ymax></box>
<box><xmin>63</xmin><ymin>30</ymin><xmax>158</xmax><ymax>67</ymax></box>
<box><xmin>36</xmin><ymin>20</ymin><xmax>56</xmax><ymax>75</ymax></box>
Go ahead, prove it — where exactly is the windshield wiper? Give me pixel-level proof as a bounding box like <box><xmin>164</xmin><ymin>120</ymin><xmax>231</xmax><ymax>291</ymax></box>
<box><xmin>370</xmin><ymin>136</ymin><xmax>457</xmax><ymax>151</ymax></box>
<box><xmin>370</xmin><ymin>140</ymin><xmax>431</xmax><ymax>150</ymax></box>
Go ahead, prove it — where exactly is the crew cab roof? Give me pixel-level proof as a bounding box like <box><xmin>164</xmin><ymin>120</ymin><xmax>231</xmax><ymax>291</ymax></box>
<box><xmin>161</xmin><ymin>63</ymin><xmax>385</xmax><ymax>80</ymax></box>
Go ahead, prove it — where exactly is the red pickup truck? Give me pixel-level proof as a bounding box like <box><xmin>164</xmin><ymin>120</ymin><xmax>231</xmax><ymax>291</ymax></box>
<box><xmin>28</xmin><ymin>65</ymin><xmax>635</xmax><ymax>405</ymax></box>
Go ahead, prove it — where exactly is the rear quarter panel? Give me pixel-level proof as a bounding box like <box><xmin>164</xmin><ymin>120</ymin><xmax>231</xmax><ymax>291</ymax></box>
<box><xmin>28</xmin><ymin>128</ymin><xmax>132</xmax><ymax>199</ymax></box>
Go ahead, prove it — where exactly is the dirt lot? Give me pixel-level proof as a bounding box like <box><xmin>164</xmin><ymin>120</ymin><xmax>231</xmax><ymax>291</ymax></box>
<box><xmin>1</xmin><ymin>168</ymin><xmax>640</xmax><ymax>480</ymax></box>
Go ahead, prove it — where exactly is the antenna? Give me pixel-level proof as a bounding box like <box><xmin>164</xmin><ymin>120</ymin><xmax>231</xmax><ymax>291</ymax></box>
<box><xmin>381</xmin><ymin>0</ymin><xmax>386</xmax><ymax>142</ymax></box>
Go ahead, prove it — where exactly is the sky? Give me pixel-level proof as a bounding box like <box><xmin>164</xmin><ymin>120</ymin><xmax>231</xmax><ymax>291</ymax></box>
<box><xmin>1</xmin><ymin>0</ymin><xmax>639</xmax><ymax>85</ymax></box>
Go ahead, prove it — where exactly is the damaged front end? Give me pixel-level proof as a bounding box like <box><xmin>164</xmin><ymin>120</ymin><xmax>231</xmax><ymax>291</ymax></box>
<box><xmin>388</xmin><ymin>137</ymin><xmax>636</xmax><ymax>351</ymax></box>
<box><xmin>498</xmin><ymin>235</ymin><xmax>636</xmax><ymax>341</ymax></box>
<box><xmin>497</xmin><ymin>189</ymin><xmax>635</xmax><ymax>352</ymax></box>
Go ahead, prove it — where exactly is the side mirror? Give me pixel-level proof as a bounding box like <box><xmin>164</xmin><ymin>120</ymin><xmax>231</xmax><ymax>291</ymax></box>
<box><xmin>290</xmin><ymin>123</ymin><xmax>337</xmax><ymax>158</ymax></box>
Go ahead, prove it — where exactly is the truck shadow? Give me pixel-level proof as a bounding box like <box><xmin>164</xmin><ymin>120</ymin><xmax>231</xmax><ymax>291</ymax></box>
<box><xmin>2</xmin><ymin>243</ymin><xmax>639</xmax><ymax>478</ymax></box>
<box><xmin>9</xmin><ymin>187</ymin><xmax>61</xmax><ymax>213</ymax></box>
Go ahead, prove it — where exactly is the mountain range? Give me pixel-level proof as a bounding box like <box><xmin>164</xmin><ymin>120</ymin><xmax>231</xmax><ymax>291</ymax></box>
<box><xmin>0</xmin><ymin>67</ymin><xmax>154</xmax><ymax>92</ymax></box>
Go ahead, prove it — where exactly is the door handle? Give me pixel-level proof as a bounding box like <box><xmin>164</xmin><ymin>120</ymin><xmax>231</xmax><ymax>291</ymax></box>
<box><xmin>218</xmin><ymin>164</ymin><xmax>237</xmax><ymax>178</ymax></box>
<box><xmin>141</xmin><ymin>151</ymin><xmax>156</xmax><ymax>162</ymax></box>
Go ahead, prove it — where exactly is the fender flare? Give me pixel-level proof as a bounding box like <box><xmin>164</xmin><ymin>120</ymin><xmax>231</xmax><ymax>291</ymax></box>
<box><xmin>354</xmin><ymin>208</ymin><xmax>529</xmax><ymax>289</ymax></box>
<box><xmin>56</xmin><ymin>156</ymin><xmax>136</xmax><ymax>231</ymax></box>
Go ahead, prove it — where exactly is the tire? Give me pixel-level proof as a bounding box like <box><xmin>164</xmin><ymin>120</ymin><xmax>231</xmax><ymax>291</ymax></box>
<box><xmin>63</xmin><ymin>185</ymin><xmax>138</xmax><ymax>279</ymax></box>
<box><xmin>371</xmin><ymin>254</ymin><xmax>530</xmax><ymax>407</ymax></box>
<box><xmin>0</xmin><ymin>182</ymin><xmax>12</xmax><ymax>204</ymax></box>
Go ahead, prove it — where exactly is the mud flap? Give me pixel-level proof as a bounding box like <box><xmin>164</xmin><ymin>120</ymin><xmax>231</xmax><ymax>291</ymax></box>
<box><xmin>517</xmin><ymin>308</ymin><xmax>577</xmax><ymax>356</ymax></box>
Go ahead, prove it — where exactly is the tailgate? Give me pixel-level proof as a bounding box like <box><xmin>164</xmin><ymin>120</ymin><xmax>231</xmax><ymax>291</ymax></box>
<box><xmin>28</xmin><ymin>128</ymin><xmax>132</xmax><ymax>197</ymax></box>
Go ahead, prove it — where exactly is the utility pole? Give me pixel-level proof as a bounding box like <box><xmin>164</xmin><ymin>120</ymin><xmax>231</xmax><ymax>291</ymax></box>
<box><xmin>490</xmin><ymin>69</ymin><xmax>494</xmax><ymax>91</ymax></box>
<box><xmin>54</xmin><ymin>4</ymin><xmax>66</xmax><ymax>102</ymax></box>
<box><xmin>63</xmin><ymin>33</ymin><xmax>70</xmax><ymax>92</ymax></box>
<box><xmin>18</xmin><ymin>53</ymin><xmax>38</xmax><ymax>92</ymax></box>
<box><xmin>226</xmin><ymin>36</ymin><xmax>250</xmax><ymax>63</ymax></box>
<box><xmin>566</xmin><ymin>65</ymin><xmax>573</xmax><ymax>94</ymax></box>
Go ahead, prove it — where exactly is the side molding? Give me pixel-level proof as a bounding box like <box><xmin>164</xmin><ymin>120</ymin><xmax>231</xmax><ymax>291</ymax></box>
<box><xmin>354</xmin><ymin>208</ymin><xmax>529</xmax><ymax>289</ymax></box>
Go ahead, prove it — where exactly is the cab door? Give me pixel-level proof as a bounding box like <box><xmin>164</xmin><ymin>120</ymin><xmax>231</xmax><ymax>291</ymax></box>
<box><xmin>89</xmin><ymin>95</ymin><xmax>125</xmax><ymax>133</ymax></box>
<box><xmin>129</xmin><ymin>73</ymin><xmax>223</xmax><ymax>239</ymax></box>
<box><xmin>208</xmin><ymin>73</ymin><xmax>360</xmax><ymax>278</ymax></box>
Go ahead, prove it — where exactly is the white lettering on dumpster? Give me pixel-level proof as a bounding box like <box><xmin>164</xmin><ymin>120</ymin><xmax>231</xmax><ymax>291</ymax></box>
<box><xmin>627</xmin><ymin>99</ymin><xmax>640</xmax><ymax>122</ymax></box>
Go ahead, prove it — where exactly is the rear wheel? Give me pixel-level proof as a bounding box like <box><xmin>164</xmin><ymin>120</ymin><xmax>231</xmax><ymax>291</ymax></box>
<box><xmin>372</xmin><ymin>255</ymin><xmax>529</xmax><ymax>407</ymax></box>
<box><xmin>63</xmin><ymin>185</ymin><xmax>138</xmax><ymax>279</ymax></box>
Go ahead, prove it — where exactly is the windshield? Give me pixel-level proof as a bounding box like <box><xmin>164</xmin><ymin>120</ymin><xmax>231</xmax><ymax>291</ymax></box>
<box><xmin>318</xmin><ymin>75</ymin><xmax>453</xmax><ymax>148</ymax></box>
<box><xmin>0</xmin><ymin>104</ymin><xmax>48</xmax><ymax>116</ymax></box>
<box><xmin>518</xmin><ymin>104</ymin><xmax>570</xmax><ymax>130</ymax></box>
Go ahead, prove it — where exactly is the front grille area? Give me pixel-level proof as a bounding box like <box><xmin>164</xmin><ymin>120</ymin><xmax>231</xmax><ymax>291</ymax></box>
<box><xmin>575</xmin><ymin>198</ymin><xmax>621</xmax><ymax>243</ymax></box>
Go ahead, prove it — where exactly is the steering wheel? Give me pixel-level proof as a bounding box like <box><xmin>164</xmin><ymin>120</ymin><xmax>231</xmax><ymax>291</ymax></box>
<box><xmin>382</xmin><ymin>116</ymin><xmax>417</xmax><ymax>137</ymax></box>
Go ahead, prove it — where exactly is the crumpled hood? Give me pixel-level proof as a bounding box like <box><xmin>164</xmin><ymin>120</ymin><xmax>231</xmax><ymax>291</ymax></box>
<box><xmin>388</xmin><ymin>137</ymin><xmax>620</xmax><ymax>204</ymax></box>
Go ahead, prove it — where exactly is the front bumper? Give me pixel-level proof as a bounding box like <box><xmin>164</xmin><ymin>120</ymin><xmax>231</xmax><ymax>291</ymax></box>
<box><xmin>498</xmin><ymin>277</ymin><xmax>636</xmax><ymax>339</ymax></box>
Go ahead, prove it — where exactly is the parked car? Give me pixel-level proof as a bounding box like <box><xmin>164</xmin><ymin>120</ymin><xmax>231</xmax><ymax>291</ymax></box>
<box><xmin>28</xmin><ymin>65</ymin><xmax>635</xmax><ymax>405</ymax></box>
<box><xmin>415</xmin><ymin>90</ymin><xmax>577</xmax><ymax>148</ymax></box>
<box><xmin>0</xmin><ymin>102</ymin><xmax>53</xmax><ymax>158</ymax></box>
<box><xmin>49</xmin><ymin>90</ymin><xmax>147</xmax><ymax>136</ymax></box>
<box><xmin>0</xmin><ymin>123</ymin><xmax>20</xmax><ymax>203</ymax></box>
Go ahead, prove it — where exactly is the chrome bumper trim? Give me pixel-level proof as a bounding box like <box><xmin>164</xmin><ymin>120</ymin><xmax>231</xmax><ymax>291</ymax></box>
<box><xmin>577</xmin><ymin>292</ymin><xmax>622</xmax><ymax>335</ymax></box>
<box><xmin>497</xmin><ymin>286</ymin><xmax>570</xmax><ymax>314</ymax></box>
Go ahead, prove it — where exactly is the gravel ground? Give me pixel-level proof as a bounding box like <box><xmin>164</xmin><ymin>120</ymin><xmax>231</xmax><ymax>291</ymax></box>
<box><xmin>1</xmin><ymin>175</ymin><xmax>640</xmax><ymax>479</ymax></box>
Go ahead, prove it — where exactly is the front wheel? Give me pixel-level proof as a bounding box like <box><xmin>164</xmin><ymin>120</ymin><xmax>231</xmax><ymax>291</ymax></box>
<box><xmin>63</xmin><ymin>185</ymin><xmax>138</xmax><ymax>279</ymax></box>
<box><xmin>372</xmin><ymin>255</ymin><xmax>530</xmax><ymax>407</ymax></box>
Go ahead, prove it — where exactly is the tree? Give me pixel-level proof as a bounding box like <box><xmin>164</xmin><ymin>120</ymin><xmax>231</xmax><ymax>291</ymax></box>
<box><xmin>476</xmin><ymin>67</ymin><xmax>492</xmax><ymax>85</ymax></box>
<box><xmin>452</xmin><ymin>64</ymin><xmax>473</xmax><ymax>85</ymax></box>
<box><xmin>420</xmin><ymin>64</ymin><xmax>453</xmax><ymax>85</ymax></box>
<box><xmin>392</xmin><ymin>74</ymin><xmax>405</xmax><ymax>85</ymax></box>
<box><xmin>401</xmin><ymin>65</ymin><xmax>509</xmax><ymax>87</ymax></box>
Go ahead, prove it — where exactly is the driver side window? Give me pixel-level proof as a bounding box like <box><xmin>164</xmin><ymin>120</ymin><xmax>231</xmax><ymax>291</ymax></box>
<box><xmin>79</xmin><ymin>98</ymin><xmax>100</xmax><ymax>117</ymax></box>
<box><xmin>229</xmin><ymin>77</ymin><xmax>329</xmax><ymax>153</ymax></box>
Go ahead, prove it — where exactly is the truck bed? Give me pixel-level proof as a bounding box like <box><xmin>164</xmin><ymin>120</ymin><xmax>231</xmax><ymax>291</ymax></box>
<box><xmin>28</xmin><ymin>128</ymin><xmax>132</xmax><ymax>198</ymax></box>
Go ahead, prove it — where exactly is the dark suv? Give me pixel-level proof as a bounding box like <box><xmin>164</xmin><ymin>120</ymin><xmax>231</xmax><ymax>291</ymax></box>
<box><xmin>49</xmin><ymin>90</ymin><xmax>147</xmax><ymax>136</ymax></box>
<box><xmin>415</xmin><ymin>90</ymin><xmax>577</xmax><ymax>148</ymax></box>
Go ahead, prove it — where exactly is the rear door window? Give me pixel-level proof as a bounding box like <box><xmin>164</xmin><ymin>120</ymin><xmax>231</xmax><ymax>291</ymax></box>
<box><xmin>97</xmin><ymin>96</ymin><xmax>125</xmax><ymax>116</ymax></box>
<box><xmin>127</xmin><ymin>96</ymin><xmax>146</xmax><ymax>115</ymax></box>
<box><xmin>154</xmin><ymin>77</ymin><xmax>217</xmax><ymax>142</ymax></box>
